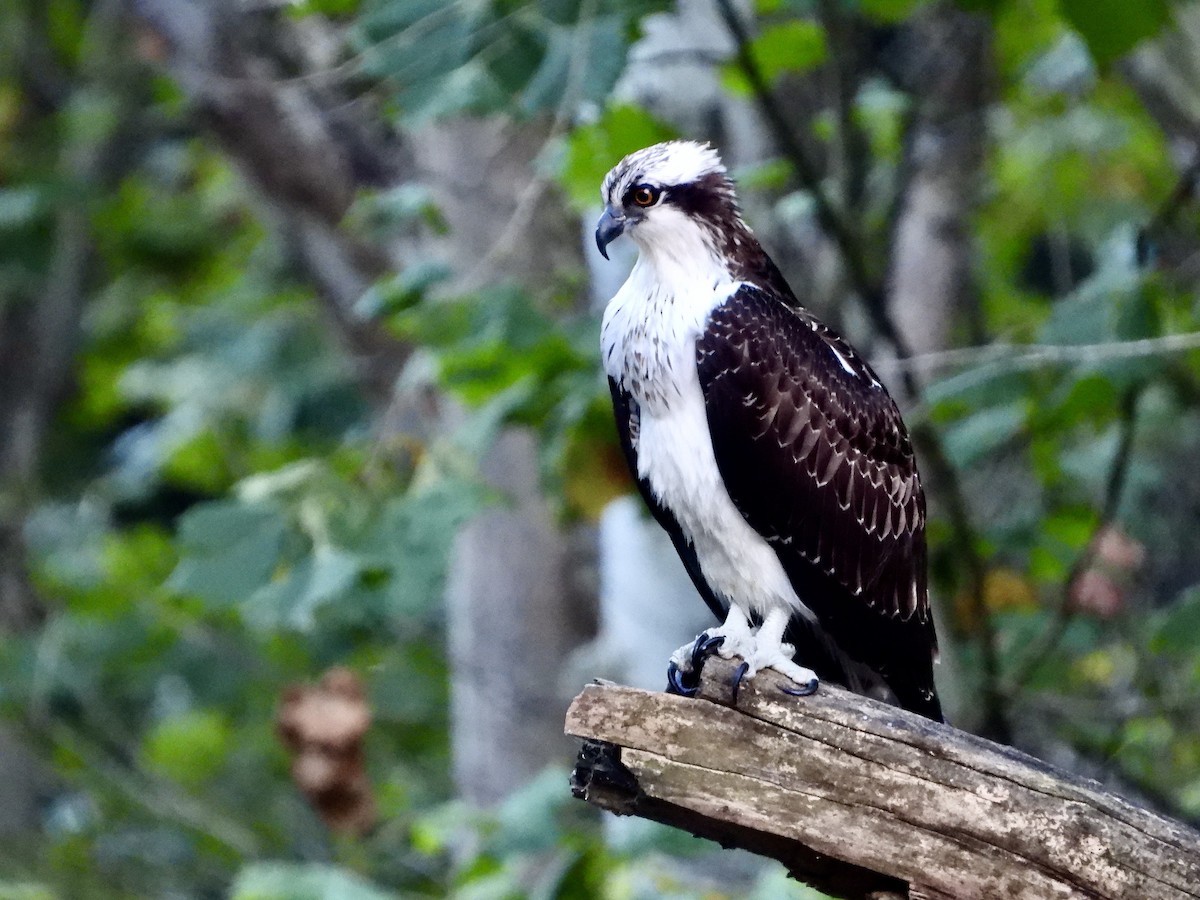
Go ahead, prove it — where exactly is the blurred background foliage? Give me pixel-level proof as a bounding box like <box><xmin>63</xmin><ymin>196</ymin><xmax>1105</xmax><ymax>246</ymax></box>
<box><xmin>2</xmin><ymin>0</ymin><xmax>1200</xmax><ymax>897</ymax></box>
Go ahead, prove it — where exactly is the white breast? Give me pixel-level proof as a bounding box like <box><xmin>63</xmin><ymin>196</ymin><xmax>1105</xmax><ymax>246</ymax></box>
<box><xmin>602</xmin><ymin>260</ymin><xmax>809</xmax><ymax>622</ymax></box>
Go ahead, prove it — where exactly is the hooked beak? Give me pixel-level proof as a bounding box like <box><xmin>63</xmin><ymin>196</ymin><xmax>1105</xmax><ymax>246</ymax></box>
<box><xmin>595</xmin><ymin>206</ymin><xmax>625</xmax><ymax>260</ymax></box>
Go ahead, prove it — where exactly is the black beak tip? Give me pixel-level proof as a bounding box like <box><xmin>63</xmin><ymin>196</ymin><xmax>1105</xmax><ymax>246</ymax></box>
<box><xmin>595</xmin><ymin>207</ymin><xmax>624</xmax><ymax>262</ymax></box>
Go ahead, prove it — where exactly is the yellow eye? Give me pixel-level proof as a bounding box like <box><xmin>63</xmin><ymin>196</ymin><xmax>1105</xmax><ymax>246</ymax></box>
<box><xmin>632</xmin><ymin>185</ymin><xmax>658</xmax><ymax>207</ymax></box>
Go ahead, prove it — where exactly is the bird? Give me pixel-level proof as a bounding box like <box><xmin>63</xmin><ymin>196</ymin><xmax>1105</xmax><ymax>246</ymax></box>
<box><xmin>595</xmin><ymin>140</ymin><xmax>942</xmax><ymax>721</ymax></box>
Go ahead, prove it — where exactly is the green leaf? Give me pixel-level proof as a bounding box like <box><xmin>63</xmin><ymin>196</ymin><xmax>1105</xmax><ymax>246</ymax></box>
<box><xmin>169</xmin><ymin>502</ymin><xmax>285</xmax><ymax>608</ymax></box>
<box><xmin>854</xmin><ymin>80</ymin><xmax>909</xmax><ymax>162</ymax></box>
<box><xmin>925</xmin><ymin>367</ymin><xmax>1032</xmax><ymax>417</ymax></box>
<box><xmin>1041</xmin><ymin>506</ymin><xmax>1097</xmax><ymax>551</ymax></box>
<box><xmin>491</xmin><ymin>768</ymin><xmax>572</xmax><ymax>854</ymax></box>
<box><xmin>559</xmin><ymin>105</ymin><xmax>678</xmax><ymax>209</ymax></box>
<box><xmin>1178</xmin><ymin>778</ymin><xmax>1200</xmax><ymax>819</ymax></box>
<box><xmin>244</xmin><ymin>546</ymin><xmax>364</xmax><ymax>632</ymax></box>
<box><xmin>288</xmin><ymin>0</ymin><xmax>361</xmax><ymax>17</ymax></box>
<box><xmin>0</xmin><ymin>187</ymin><xmax>48</xmax><ymax>231</ymax></box>
<box><xmin>954</xmin><ymin>0</ymin><xmax>1006</xmax><ymax>11</ymax></box>
<box><xmin>399</xmin><ymin>60</ymin><xmax>507</xmax><ymax>124</ymax></box>
<box><xmin>354</xmin><ymin>262</ymin><xmax>452</xmax><ymax>320</ymax></box>
<box><xmin>1149</xmin><ymin>589</ymin><xmax>1200</xmax><ymax>657</ymax></box>
<box><xmin>857</xmin><ymin>0</ymin><xmax>923</xmax><ymax>24</ymax></box>
<box><xmin>941</xmin><ymin>402</ymin><xmax>1027</xmax><ymax>468</ymax></box>
<box><xmin>1113</xmin><ymin>283</ymin><xmax>1161</xmax><ymax>342</ymax></box>
<box><xmin>353</xmin><ymin>3</ymin><xmax>471</xmax><ymax>91</ymax></box>
<box><xmin>721</xmin><ymin>20</ymin><xmax>827</xmax><ymax>95</ymax></box>
<box><xmin>142</xmin><ymin>709</ymin><xmax>232</xmax><ymax>786</ymax></box>
<box><xmin>0</xmin><ymin>883</ymin><xmax>59</xmax><ymax>900</ymax></box>
<box><xmin>731</xmin><ymin>157</ymin><xmax>793</xmax><ymax>191</ymax></box>
<box><xmin>162</xmin><ymin>427</ymin><xmax>232</xmax><ymax>492</ymax></box>
<box><xmin>1047</xmin><ymin>374</ymin><xmax>1119</xmax><ymax>429</ymax></box>
<box><xmin>230</xmin><ymin>863</ymin><xmax>397</xmax><ymax>900</ymax></box>
<box><xmin>370</xmin><ymin>481</ymin><xmax>486</xmax><ymax>618</ymax></box>
<box><xmin>350</xmin><ymin>183</ymin><xmax>448</xmax><ymax>236</ymax></box>
<box><xmin>518</xmin><ymin>17</ymin><xmax>626</xmax><ymax>114</ymax></box>
<box><xmin>1058</xmin><ymin>0</ymin><xmax>1170</xmax><ymax>66</ymax></box>
<box><xmin>47</xmin><ymin>0</ymin><xmax>86</xmax><ymax>62</ymax></box>
<box><xmin>1029</xmin><ymin>543</ymin><xmax>1068</xmax><ymax>583</ymax></box>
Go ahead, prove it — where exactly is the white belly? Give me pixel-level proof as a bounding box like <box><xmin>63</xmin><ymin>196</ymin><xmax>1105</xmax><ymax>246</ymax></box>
<box><xmin>601</xmin><ymin>253</ymin><xmax>807</xmax><ymax>622</ymax></box>
<box><xmin>636</xmin><ymin>364</ymin><xmax>807</xmax><ymax>621</ymax></box>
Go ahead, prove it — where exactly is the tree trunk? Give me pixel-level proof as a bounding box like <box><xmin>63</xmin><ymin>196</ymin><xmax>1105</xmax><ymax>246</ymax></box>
<box><xmin>408</xmin><ymin>117</ymin><xmax>600</xmax><ymax>805</ymax></box>
<box><xmin>887</xmin><ymin>5</ymin><xmax>990</xmax><ymax>357</ymax></box>
<box><xmin>446</xmin><ymin>428</ymin><xmax>596</xmax><ymax>803</ymax></box>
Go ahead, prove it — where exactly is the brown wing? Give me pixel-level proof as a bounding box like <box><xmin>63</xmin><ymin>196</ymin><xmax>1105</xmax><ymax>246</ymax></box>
<box><xmin>697</xmin><ymin>284</ymin><xmax>940</xmax><ymax>718</ymax></box>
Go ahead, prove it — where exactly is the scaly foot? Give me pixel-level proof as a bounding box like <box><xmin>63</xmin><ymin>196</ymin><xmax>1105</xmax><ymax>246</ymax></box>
<box><xmin>728</xmin><ymin>638</ymin><xmax>819</xmax><ymax>703</ymax></box>
<box><xmin>667</xmin><ymin>607</ymin><xmax>820</xmax><ymax>702</ymax></box>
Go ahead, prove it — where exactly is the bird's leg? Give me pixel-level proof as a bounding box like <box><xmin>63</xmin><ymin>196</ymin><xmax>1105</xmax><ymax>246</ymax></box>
<box><xmin>665</xmin><ymin>606</ymin><xmax>753</xmax><ymax>697</ymax></box>
<box><xmin>728</xmin><ymin>607</ymin><xmax>820</xmax><ymax>701</ymax></box>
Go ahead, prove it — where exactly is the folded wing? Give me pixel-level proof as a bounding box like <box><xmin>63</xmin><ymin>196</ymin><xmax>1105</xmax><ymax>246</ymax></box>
<box><xmin>696</xmin><ymin>285</ymin><xmax>941</xmax><ymax>719</ymax></box>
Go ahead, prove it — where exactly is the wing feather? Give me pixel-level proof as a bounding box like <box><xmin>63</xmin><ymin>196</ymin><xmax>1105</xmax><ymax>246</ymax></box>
<box><xmin>696</xmin><ymin>284</ymin><xmax>941</xmax><ymax>718</ymax></box>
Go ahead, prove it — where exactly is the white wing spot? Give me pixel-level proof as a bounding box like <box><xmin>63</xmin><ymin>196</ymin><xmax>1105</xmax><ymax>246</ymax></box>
<box><xmin>829</xmin><ymin>344</ymin><xmax>858</xmax><ymax>378</ymax></box>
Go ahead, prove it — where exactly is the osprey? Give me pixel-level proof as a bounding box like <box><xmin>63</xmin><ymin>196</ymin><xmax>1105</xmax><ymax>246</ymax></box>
<box><xmin>596</xmin><ymin>141</ymin><xmax>942</xmax><ymax>721</ymax></box>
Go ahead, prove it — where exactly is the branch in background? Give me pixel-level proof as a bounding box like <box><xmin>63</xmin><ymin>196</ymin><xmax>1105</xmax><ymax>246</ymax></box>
<box><xmin>1004</xmin><ymin>387</ymin><xmax>1143</xmax><ymax>697</ymax></box>
<box><xmin>130</xmin><ymin>0</ymin><xmax>411</xmax><ymax>409</ymax></box>
<box><xmin>880</xmin><ymin>328</ymin><xmax>1200</xmax><ymax>381</ymax></box>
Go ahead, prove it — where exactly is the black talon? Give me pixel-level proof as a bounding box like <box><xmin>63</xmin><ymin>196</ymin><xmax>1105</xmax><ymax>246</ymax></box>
<box><xmin>666</xmin><ymin>633</ymin><xmax>727</xmax><ymax>697</ymax></box>
<box><xmin>729</xmin><ymin>660</ymin><xmax>751</xmax><ymax>706</ymax></box>
<box><xmin>666</xmin><ymin>660</ymin><xmax>698</xmax><ymax>697</ymax></box>
<box><xmin>780</xmin><ymin>678</ymin><xmax>820</xmax><ymax>697</ymax></box>
<box><xmin>692</xmin><ymin>633</ymin><xmax>724</xmax><ymax>667</ymax></box>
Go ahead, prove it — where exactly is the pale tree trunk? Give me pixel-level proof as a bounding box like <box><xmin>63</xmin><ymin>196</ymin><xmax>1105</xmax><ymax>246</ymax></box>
<box><xmin>882</xmin><ymin>5</ymin><xmax>991</xmax><ymax>726</ymax></box>
<box><xmin>887</xmin><ymin>5</ymin><xmax>990</xmax><ymax>357</ymax></box>
<box><xmin>407</xmin><ymin>118</ymin><xmax>600</xmax><ymax>805</ymax></box>
<box><xmin>444</xmin><ymin>429</ymin><xmax>596</xmax><ymax>803</ymax></box>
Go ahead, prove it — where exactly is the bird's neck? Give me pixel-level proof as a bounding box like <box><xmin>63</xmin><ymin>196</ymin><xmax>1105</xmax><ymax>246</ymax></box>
<box><xmin>602</xmin><ymin>224</ymin><xmax>743</xmax><ymax>412</ymax></box>
<box><xmin>631</xmin><ymin>214</ymin><xmax>734</xmax><ymax>290</ymax></box>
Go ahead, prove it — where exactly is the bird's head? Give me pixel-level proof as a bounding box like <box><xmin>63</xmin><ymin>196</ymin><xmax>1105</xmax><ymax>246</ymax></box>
<box><xmin>595</xmin><ymin>141</ymin><xmax>741</xmax><ymax>262</ymax></box>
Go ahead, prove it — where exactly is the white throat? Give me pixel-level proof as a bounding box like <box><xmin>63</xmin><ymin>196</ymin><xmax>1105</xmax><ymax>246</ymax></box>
<box><xmin>601</xmin><ymin>211</ymin><xmax>738</xmax><ymax>414</ymax></box>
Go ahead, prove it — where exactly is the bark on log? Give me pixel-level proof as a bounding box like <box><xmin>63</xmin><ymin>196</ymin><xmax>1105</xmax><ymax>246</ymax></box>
<box><xmin>565</xmin><ymin>657</ymin><xmax>1200</xmax><ymax>900</ymax></box>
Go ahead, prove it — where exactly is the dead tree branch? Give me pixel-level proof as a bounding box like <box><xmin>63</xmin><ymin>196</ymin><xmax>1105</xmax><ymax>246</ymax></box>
<box><xmin>566</xmin><ymin>658</ymin><xmax>1200</xmax><ymax>900</ymax></box>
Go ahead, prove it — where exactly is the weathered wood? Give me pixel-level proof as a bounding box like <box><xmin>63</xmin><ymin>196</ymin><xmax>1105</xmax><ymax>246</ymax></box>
<box><xmin>565</xmin><ymin>659</ymin><xmax>1200</xmax><ymax>900</ymax></box>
